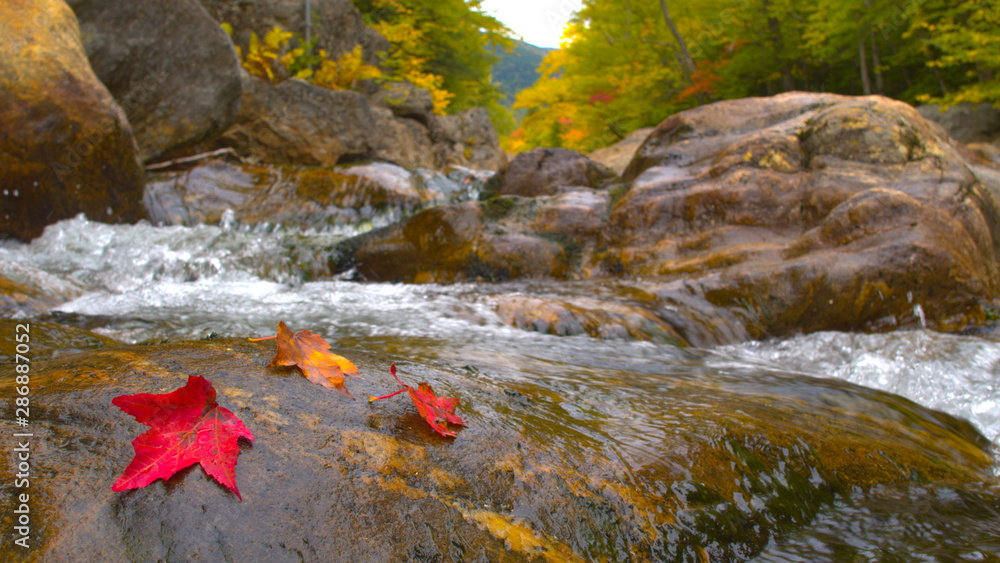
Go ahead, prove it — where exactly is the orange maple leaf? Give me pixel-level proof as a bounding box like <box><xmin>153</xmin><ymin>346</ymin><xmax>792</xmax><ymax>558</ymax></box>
<box><xmin>252</xmin><ymin>321</ymin><xmax>359</xmax><ymax>397</ymax></box>
<box><xmin>369</xmin><ymin>363</ymin><xmax>468</xmax><ymax>438</ymax></box>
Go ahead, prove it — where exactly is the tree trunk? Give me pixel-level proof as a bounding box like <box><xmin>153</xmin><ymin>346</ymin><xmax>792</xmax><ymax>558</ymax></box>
<box><xmin>858</xmin><ymin>35</ymin><xmax>872</xmax><ymax>95</ymax></box>
<box><xmin>870</xmin><ymin>31</ymin><xmax>884</xmax><ymax>94</ymax></box>
<box><xmin>658</xmin><ymin>0</ymin><xmax>697</xmax><ymax>84</ymax></box>
<box><xmin>765</xmin><ymin>0</ymin><xmax>794</xmax><ymax>92</ymax></box>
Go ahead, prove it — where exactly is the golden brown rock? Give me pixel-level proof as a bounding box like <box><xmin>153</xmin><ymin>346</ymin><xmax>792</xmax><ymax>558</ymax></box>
<box><xmin>0</xmin><ymin>0</ymin><xmax>144</xmax><ymax>241</ymax></box>
<box><xmin>495</xmin><ymin>295</ymin><xmax>687</xmax><ymax>344</ymax></box>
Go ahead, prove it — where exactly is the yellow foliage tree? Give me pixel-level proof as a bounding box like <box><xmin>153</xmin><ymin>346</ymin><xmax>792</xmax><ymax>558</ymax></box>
<box><xmin>223</xmin><ymin>23</ymin><xmax>381</xmax><ymax>91</ymax></box>
<box><xmin>312</xmin><ymin>45</ymin><xmax>383</xmax><ymax>90</ymax></box>
<box><xmin>364</xmin><ymin>0</ymin><xmax>454</xmax><ymax>114</ymax></box>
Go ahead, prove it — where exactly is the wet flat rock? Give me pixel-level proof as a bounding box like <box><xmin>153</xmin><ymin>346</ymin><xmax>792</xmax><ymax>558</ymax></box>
<box><xmin>0</xmin><ymin>337</ymin><xmax>993</xmax><ymax>561</ymax></box>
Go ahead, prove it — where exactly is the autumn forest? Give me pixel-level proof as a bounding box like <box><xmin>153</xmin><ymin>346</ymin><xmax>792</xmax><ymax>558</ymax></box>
<box><xmin>346</xmin><ymin>0</ymin><xmax>998</xmax><ymax>154</ymax></box>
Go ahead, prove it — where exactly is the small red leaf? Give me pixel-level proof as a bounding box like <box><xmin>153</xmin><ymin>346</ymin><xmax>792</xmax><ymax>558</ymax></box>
<box><xmin>112</xmin><ymin>376</ymin><xmax>254</xmax><ymax>500</ymax></box>
<box><xmin>370</xmin><ymin>363</ymin><xmax>468</xmax><ymax>438</ymax></box>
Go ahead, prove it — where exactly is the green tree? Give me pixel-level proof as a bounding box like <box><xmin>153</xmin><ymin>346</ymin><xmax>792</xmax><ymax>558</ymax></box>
<box><xmin>353</xmin><ymin>0</ymin><xmax>515</xmax><ymax>130</ymax></box>
<box><xmin>909</xmin><ymin>0</ymin><xmax>1000</xmax><ymax>106</ymax></box>
<box><xmin>510</xmin><ymin>0</ymin><xmax>1000</xmax><ymax>154</ymax></box>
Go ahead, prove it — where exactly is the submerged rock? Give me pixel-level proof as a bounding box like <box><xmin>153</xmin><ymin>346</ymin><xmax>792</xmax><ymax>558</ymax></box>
<box><xmin>1</xmin><ymin>338</ymin><xmax>992</xmax><ymax>561</ymax></box>
<box><xmin>0</xmin><ymin>0</ymin><xmax>145</xmax><ymax>241</ymax></box>
<box><xmin>495</xmin><ymin>294</ymin><xmax>687</xmax><ymax>344</ymax></box>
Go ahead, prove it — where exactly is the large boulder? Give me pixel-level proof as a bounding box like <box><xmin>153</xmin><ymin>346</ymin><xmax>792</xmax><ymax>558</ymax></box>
<box><xmin>432</xmin><ymin>107</ymin><xmax>508</xmax><ymax>172</ymax></box>
<box><xmin>213</xmin><ymin>73</ymin><xmax>507</xmax><ymax>171</ymax></box>
<box><xmin>363</xmin><ymin>80</ymin><xmax>435</xmax><ymax>126</ymax></box>
<box><xmin>370</xmin><ymin>107</ymin><xmax>438</xmax><ymax>169</ymax></box>
<box><xmin>3</xmin><ymin>336</ymin><xmax>992</xmax><ymax>561</ymax></box>
<box><xmin>917</xmin><ymin>102</ymin><xmax>1000</xmax><ymax>146</ymax></box>
<box><xmin>588</xmin><ymin>127</ymin><xmax>654</xmax><ymax>175</ymax></box>
<box><xmin>0</xmin><ymin>0</ymin><xmax>145</xmax><ymax>242</ymax></box>
<box><xmin>611</xmin><ymin>93</ymin><xmax>1000</xmax><ymax>337</ymax></box>
<box><xmin>221</xmin><ymin>73</ymin><xmax>376</xmax><ymax>166</ymax></box>
<box><xmin>67</xmin><ymin>0</ymin><xmax>243</xmax><ymax>162</ymax></box>
<box><xmin>334</xmin><ymin>93</ymin><xmax>1000</xmax><ymax>341</ymax></box>
<box><xmin>484</xmin><ymin>148</ymin><xmax>616</xmax><ymax>198</ymax></box>
<box><xmin>198</xmin><ymin>0</ymin><xmax>388</xmax><ymax>66</ymax></box>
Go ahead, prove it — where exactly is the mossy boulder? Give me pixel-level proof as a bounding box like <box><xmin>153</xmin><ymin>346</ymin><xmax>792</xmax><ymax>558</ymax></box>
<box><xmin>0</xmin><ymin>336</ymin><xmax>992</xmax><ymax>561</ymax></box>
<box><xmin>0</xmin><ymin>0</ymin><xmax>145</xmax><ymax>241</ymax></box>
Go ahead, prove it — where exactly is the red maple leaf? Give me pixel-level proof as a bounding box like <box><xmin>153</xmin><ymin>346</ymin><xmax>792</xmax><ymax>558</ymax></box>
<box><xmin>369</xmin><ymin>363</ymin><xmax>468</xmax><ymax>438</ymax></box>
<box><xmin>112</xmin><ymin>376</ymin><xmax>254</xmax><ymax>500</ymax></box>
<box><xmin>252</xmin><ymin>321</ymin><xmax>360</xmax><ymax>397</ymax></box>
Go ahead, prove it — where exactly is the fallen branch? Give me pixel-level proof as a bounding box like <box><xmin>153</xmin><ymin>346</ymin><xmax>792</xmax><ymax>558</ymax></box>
<box><xmin>145</xmin><ymin>148</ymin><xmax>239</xmax><ymax>171</ymax></box>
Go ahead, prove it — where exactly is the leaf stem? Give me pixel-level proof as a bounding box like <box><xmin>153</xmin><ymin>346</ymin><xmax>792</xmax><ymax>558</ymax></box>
<box><xmin>248</xmin><ymin>334</ymin><xmax>277</xmax><ymax>341</ymax></box>
<box><xmin>368</xmin><ymin>388</ymin><xmax>407</xmax><ymax>403</ymax></box>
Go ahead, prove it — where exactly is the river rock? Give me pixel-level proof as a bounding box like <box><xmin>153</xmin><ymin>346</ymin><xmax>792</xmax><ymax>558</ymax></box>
<box><xmin>213</xmin><ymin>74</ymin><xmax>506</xmax><ymax>171</ymax></box>
<box><xmin>67</xmin><ymin>0</ymin><xmax>243</xmax><ymax>162</ymax></box>
<box><xmin>364</xmin><ymin>81</ymin><xmax>435</xmax><ymax>126</ymax></box>
<box><xmin>0</xmin><ymin>0</ymin><xmax>145</xmax><ymax>242</ymax></box>
<box><xmin>588</xmin><ymin>127</ymin><xmax>654</xmax><ymax>175</ymax></box>
<box><xmin>334</xmin><ymin>93</ymin><xmax>1000</xmax><ymax>341</ymax></box>
<box><xmin>484</xmin><ymin>147</ymin><xmax>616</xmax><ymax>198</ymax></box>
<box><xmin>495</xmin><ymin>295</ymin><xmax>687</xmax><ymax>344</ymax></box>
<box><xmin>339</xmin><ymin>201</ymin><xmax>567</xmax><ymax>283</ymax></box>
<box><xmin>2</xmin><ymin>337</ymin><xmax>992</xmax><ymax>561</ymax></box>
<box><xmin>144</xmin><ymin>160</ymin><xmax>444</xmax><ymax>229</ymax></box>
<box><xmin>0</xmin><ymin>260</ymin><xmax>89</xmax><ymax>318</ymax></box>
<box><xmin>370</xmin><ymin>107</ymin><xmax>438</xmax><ymax>169</ymax></box>
<box><xmin>917</xmin><ymin>102</ymin><xmax>1000</xmax><ymax>146</ymax></box>
<box><xmin>612</xmin><ymin>92</ymin><xmax>1000</xmax><ymax>337</ymax></box>
<box><xmin>198</xmin><ymin>0</ymin><xmax>388</xmax><ymax>66</ymax></box>
<box><xmin>432</xmin><ymin>107</ymin><xmax>508</xmax><ymax>172</ymax></box>
<box><xmin>221</xmin><ymin>73</ymin><xmax>377</xmax><ymax>166</ymax></box>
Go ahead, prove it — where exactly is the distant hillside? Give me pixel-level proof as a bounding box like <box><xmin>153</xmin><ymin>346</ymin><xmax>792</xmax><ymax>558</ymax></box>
<box><xmin>493</xmin><ymin>40</ymin><xmax>553</xmax><ymax>110</ymax></box>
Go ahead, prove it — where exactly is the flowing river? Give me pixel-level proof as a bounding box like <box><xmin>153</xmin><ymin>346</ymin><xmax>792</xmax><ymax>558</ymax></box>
<box><xmin>2</xmin><ymin>213</ymin><xmax>999</xmax><ymax>561</ymax></box>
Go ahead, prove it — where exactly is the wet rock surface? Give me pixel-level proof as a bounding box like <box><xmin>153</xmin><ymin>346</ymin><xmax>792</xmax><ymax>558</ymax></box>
<box><xmin>0</xmin><ymin>0</ymin><xmax>145</xmax><ymax>242</ymax></box>
<box><xmin>495</xmin><ymin>294</ymin><xmax>687</xmax><ymax>344</ymax></box>
<box><xmin>0</xmin><ymin>337</ymin><xmax>992</xmax><ymax>561</ymax></box>
<box><xmin>337</xmin><ymin>93</ymin><xmax>1000</xmax><ymax>341</ymax></box>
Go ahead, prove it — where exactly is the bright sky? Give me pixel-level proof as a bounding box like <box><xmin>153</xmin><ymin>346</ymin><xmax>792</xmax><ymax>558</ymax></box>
<box><xmin>479</xmin><ymin>0</ymin><xmax>584</xmax><ymax>49</ymax></box>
